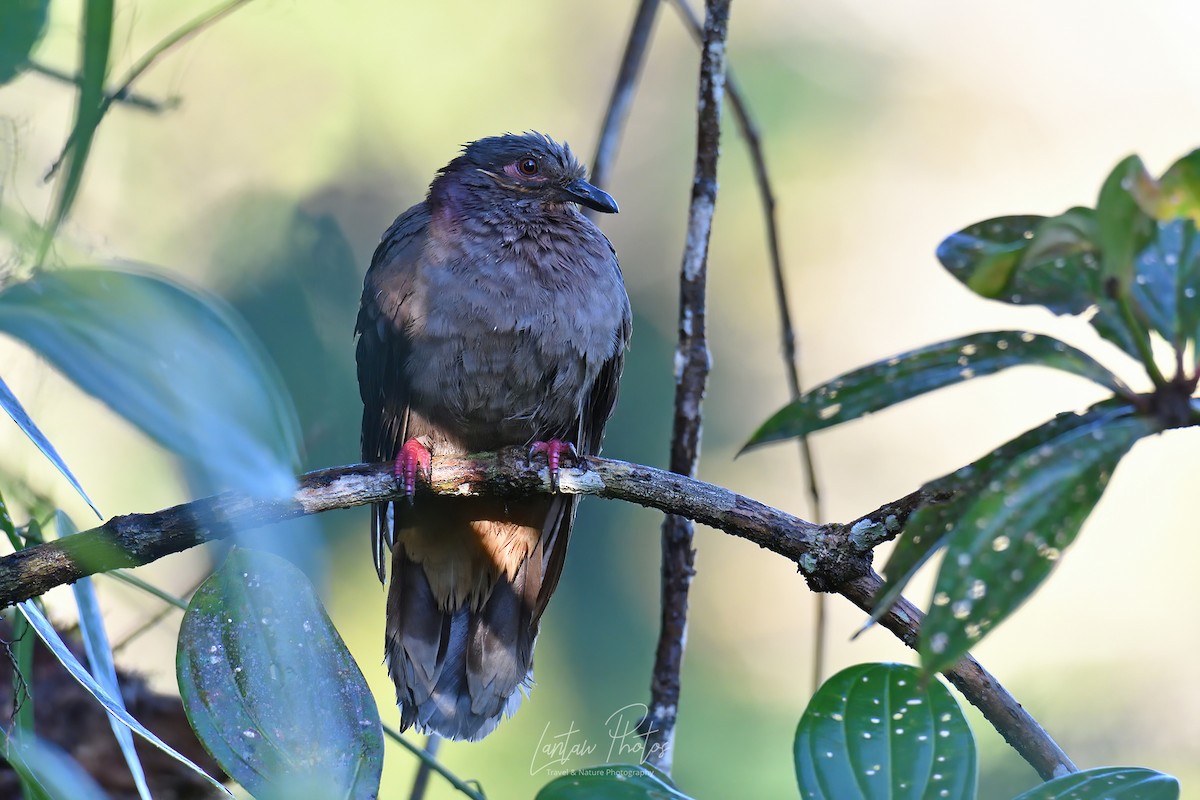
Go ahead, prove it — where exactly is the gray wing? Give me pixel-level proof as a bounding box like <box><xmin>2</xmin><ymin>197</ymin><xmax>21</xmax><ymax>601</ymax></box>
<box><xmin>533</xmin><ymin>258</ymin><xmax>632</xmax><ymax>620</ymax></box>
<box><xmin>355</xmin><ymin>202</ymin><xmax>432</xmax><ymax>582</ymax></box>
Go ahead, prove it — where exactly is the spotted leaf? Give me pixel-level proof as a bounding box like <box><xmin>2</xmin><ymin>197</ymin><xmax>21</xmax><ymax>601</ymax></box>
<box><xmin>920</xmin><ymin>413</ymin><xmax>1159</xmax><ymax>675</ymax></box>
<box><xmin>1129</xmin><ymin>219</ymin><xmax>1200</xmax><ymax>352</ymax></box>
<box><xmin>938</xmin><ymin>212</ymin><xmax>1108</xmax><ymax>316</ymax></box>
<box><xmin>1012</xmin><ymin>766</ymin><xmax>1179</xmax><ymax>800</ymax></box>
<box><xmin>794</xmin><ymin>662</ymin><xmax>976</xmax><ymax>800</ymax></box>
<box><xmin>177</xmin><ymin>547</ymin><xmax>383</xmax><ymax>799</ymax></box>
<box><xmin>1096</xmin><ymin>155</ymin><xmax>1158</xmax><ymax>289</ymax></box>
<box><xmin>743</xmin><ymin>332</ymin><xmax>1128</xmax><ymax>451</ymax></box>
<box><xmin>872</xmin><ymin>399</ymin><xmax>1134</xmax><ymax>623</ymax></box>
<box><xmin>1153</xmin><ymin>149</ymin><xmax>1200</xmax><ymax>226</ymax></box>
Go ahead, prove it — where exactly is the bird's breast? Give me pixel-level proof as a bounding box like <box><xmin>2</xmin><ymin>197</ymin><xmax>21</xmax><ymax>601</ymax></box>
<box><xmin>404</xmin><ymin>248</ymin><xmax>625</xmax><ymax>449</ymax></box>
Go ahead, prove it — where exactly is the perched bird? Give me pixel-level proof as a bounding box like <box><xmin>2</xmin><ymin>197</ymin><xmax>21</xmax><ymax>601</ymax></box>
<box><xmin>355</xmin><ymin>132</ymin><xmax>631</xmax><ymax>741</ymax></box>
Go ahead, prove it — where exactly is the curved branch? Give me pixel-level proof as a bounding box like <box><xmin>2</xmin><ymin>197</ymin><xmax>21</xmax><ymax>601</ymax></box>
<box><xmin>841</xmin><ymin>572</ymin><xmax>1078</xmax><ymax>780</ymax></box>
<box><xmin>0</xmin><ymin>449</ymin><xmax>1069</xmax><ymax>781</ymax></box>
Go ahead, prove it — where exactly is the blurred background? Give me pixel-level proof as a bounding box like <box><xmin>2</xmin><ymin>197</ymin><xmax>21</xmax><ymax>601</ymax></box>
<box><xmin>3</xmin><ymin>0</ymin><xmax>1200</xmax><ymax>797</ymax></box>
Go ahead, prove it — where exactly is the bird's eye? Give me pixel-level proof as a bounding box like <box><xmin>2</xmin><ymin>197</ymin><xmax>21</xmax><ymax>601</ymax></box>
<box><xmin>517</xmin><ymin>157</ymin><xmax>539</xmax><ymax>176</ymax></box>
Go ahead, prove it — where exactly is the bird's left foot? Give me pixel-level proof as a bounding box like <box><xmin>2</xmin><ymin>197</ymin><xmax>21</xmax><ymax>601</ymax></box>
<box><xmin>529</xmin><ymin>439</ymin><xmax>579</xmax><ymax>491</ymax></box>
<box><xmin>393</xmin><ymin>438</ymin><xmax>433</xmax><ymax>503</ymax></box>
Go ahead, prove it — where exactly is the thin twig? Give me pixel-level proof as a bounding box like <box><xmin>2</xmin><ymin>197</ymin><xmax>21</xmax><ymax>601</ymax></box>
<box><xmin>0</xmin><ymin>451</ymin><xmax>1073</xmax><ymax>781</ymax></box>
<box><xmin>667</xmin><ymin>0</ymin><xmax>828</xmax><ymax>693</ymax></box>
<box><xmin>587</xmin><ymin>0</ymin><xmax>661</xmax><ymax>206</ymax></box>
<box><xmin>44</xmin><ymin>0</ymin><xmax>255</xmax><ymax>182</ymax></box>
<box><xmin>643</xmin><ymin>0</ymin><xmax>731</xmax><ymax>774</ymax></box>
<box><xmin>111</xmin><ymin>571</ymin><xmax>209</xmax><ymax>653</ymax></box>
<box><xmin>408</xmin><ymin>734</ymin><xmax>440</xmax><ymax>800</ymax></box>
<box><xmin>384</xmin><ymin>726</ymin><xmax>482</xmax><ymax>800</ymax></box>
<box><xmin>841</xmin><ymin>571</ymin><xmax>1078</xmax><ymax>781</ymax></box>
<box><xmin>27</xmin><ymin>61</ymin><xmax>177</xmax><ymax>112</ymax></box>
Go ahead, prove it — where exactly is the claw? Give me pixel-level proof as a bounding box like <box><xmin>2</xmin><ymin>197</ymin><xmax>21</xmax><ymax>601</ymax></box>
<box><xmin>529</xmin><ymin>439</ymin><xmax>579</xmax><ymax>491</ymax></box>
<box><xmin>393</xmin><ymin>439</ymin><xmax>433</xmax><ymax>502</ymax></box>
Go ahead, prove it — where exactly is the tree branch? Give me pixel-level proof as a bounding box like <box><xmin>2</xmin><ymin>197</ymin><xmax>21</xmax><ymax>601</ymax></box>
<box><xmin>0</xmin><ymin>450</ymin><xmax>1071</xmax><ymax>782</ymax></box>
<box><xmin>841</xmin><ymin>572</ymin><xmax>1078</xmax><ymax>781</ymax></box>
<box><xmin>587</xmin><ymin>0</ymin><xmax>661</xmax><ymax>203</ymax></box>
<box><xmin>644</xmin><ymin>0</ymin><xmax>731</xmax><ymax>773</ymax></box>
<box><xmin>668</xmin><ymin>0</ymin><xmax>829</xmax><ymax>691</ymax></box>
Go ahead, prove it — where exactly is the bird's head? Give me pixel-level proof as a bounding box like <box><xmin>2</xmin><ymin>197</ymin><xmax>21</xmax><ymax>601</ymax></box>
<box><xmin>431</xmin><ymin>132</ymin><xmax>619</xmax><ymax>215</ymax></box>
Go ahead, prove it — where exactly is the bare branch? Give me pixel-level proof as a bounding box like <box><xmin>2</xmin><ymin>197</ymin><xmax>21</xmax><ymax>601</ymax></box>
<box><xmin>0</xmin><ymin>450</ymin><xmax>1071</xmax><ymax>780</ymax></box>
<box><xmin>644</xmin><ymin>0</ymin><xmax>731</xmax><ymax>773</ymax></box>
<box><xmin>841</xmin><ymin>572</ymin><xmax>1078</xmax><ymax>782</ymax></box>
<box><xmin>588</xmin><ymin>0</ymin><xmax>661</xmax><ymax>202</ymax></box>
<box><xmin>667</xmin><ymin>0</ymin><xmax>829</xmax><ymax>690</ymax></box>
<box><xmin>27</xmin><ymin>62</ymin><xmax>177</xmax><ymax>112</ymax></box>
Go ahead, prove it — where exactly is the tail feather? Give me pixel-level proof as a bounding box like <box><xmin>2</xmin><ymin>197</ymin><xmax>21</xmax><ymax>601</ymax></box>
<box><xmin>384</xmin><ymin>496</ymin><xmax>572</xmax><ymax>741</ymax></box>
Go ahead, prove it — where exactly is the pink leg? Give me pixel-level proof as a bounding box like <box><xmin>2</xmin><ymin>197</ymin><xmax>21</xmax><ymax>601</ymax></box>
<box><xmin>529</xmin><ymin>439</ymin><xmax>579</xmax><ymax>490</ymax></box>
<box><xmin>393</xmin><ymin>438</ymin><xmax>432</xmax><ymax>501</ymax></box>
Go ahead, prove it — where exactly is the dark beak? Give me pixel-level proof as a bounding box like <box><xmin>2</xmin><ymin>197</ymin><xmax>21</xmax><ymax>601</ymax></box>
<box><xmin>563</xmin><ymin>178</ymin><xmax>619</xmax><ymax>214</ymax></box>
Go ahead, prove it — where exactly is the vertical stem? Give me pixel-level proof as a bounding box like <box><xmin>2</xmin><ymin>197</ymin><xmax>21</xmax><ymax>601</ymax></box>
<box><xmin>643</xmin><ymin>0</ymin><xmax>731</xmax><ymax>774</ymax></box>
<box><xmin>588</xmin><ymin>0</ymin><xmax>662</xmax><ymax>204</ymax></box>
<box><xmin>667</xmin><ymin>0</ymin><xmax>827</xmax><ymax>690</ymax></box>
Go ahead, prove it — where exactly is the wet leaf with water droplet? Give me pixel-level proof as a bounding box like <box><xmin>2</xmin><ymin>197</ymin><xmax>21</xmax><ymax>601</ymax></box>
<box><xmin>794</xmin><ymin>663</ymin><xmax>975</xmax><ymax>800</ymax></box>
<box><xmin>920</xmin><ymin>413</ymin><xmax>1158</xmax><ymax>675</ymax></box>
<box><xmin>873</xmin><ymin>400</ymin><xmax>1133</xmax><ymax>623</ymax></box>
<box><xmin>938</xmin><ymin>211</ymin><xmax>1106</xmax><ymax>315</ymax></box>
<box><xmin>1128</xmin><ymin>219</ymin><xmax>1200</xmax><ymax>353</ymax></box>
<box><xmin>1012</xmin><ymin>766</ymin><xmax>1179</xmax><ymax>800</ymax></box>
<box><xmin>743</xmin><ymin>331</ymin><xmax>1129</xmax><ymax>452</ymax></box>
<box><xmin>1151</xmin><ymin>149</ymin><xmax>1200</xmax><ymax>226</ymax></box>
<box><xmin>1096</xmin><ymin>155</ymin><xmax>1158</xmax><ymax>289</ymax></box>
<box><xmin>177</xmin><ymin>548</ymin><xmax>382</xmax><ymax>799</ymax></box>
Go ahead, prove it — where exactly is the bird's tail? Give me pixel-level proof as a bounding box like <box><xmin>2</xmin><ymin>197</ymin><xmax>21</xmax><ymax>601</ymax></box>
<box><xmin>383</xmin><ymin>495</ymin><xmax>573</xmax><ymax>741</ymax></box>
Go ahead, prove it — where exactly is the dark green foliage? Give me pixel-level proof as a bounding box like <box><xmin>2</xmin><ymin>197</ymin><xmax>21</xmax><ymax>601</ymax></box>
<box><xmin>1012</xmin><ymin>767</ymin><xmax>1179</xmax><ymax>800</ymax></box>
<box><xmin>794</xmin><ymin>663</ymin><xmax>976</xmax><ymax>800</ymax></box>
<box><xmin>746</xmin><ymin>149</ymin><xmax>1200</xmax><ymax>678</ymax></box>
<box><xmin>743</xmin><ymin>331</ymin><xmax>1129</xmax><ymax>451</ymax></box>
<box><xmin>0</xmin><ymin>0</ymin><xmax>49</xmax><ymax>85</ymax></box>
<box><xmin>177</xmin><ymin>548</ymin><xmax>383</xmax><ymax>799</ymax></box>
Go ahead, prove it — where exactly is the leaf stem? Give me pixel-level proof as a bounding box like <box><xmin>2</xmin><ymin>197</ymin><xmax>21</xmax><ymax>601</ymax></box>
<box><xmin>1117</xmin><ymin>292</ymin><xmax>1168</xmax><ymax>387</ymax></box>
<box><xmin>383</xmin><ymin>725</ymin><xmax>485</xmax><ymax>800</ymax></box>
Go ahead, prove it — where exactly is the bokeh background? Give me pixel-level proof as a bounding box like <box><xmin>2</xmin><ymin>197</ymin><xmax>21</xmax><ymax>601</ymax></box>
<box><xmin>3</xmin><ymin>1</ymin><xmax>1200</xmax><ymax>797</ymax></box>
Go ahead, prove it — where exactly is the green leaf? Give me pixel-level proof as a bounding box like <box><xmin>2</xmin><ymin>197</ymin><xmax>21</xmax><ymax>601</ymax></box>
<box><xmin>872</xmin><ymin>401</ymin><xmax>1133</xmax><ymax>623</ymax></box>
<box><xmin>177</xmin><ymin>548</ymin><xmax>383</xmax><ymax>800</ymax></box>
<box><xmin>937</xmin><ymin>212</ymin><xmax>1107</xmax><ymax>315</ymax></box>
<box><xmin>793</xmin><ymin>662</ymin><xmax>976</xmax><ymax>800</ymax></box>
<box><xmin>0</xmin><ymin>267</ymin><xmax>301</xmax><ymax>495</ymax></box>
<box><xmin>920</xmin><ymin>412</ymin><xmax>1158</xmax><ymax>675</ymax></box>
<box><xmin>935</xmin><ymin>210</ymin><xmax>1144</xmax><ymax>362</ymax></box>
<box><xmin>5</xmin><ymin>735</ymin><xmax>110</xmax><ymax>800</ymax></box>
<box><xmin>1096</xmin><ymin>155</ymin><xmax>1157</xmax><ymax>289</ymax></box>
<box><xmin>37</xmin><ymin>0</ymin><xmax>113</xmax><ymax>264</ymax></box>
<box><xmin>536</xmin><ymin>764</ymin><xmax>692</xmax><ymax>799</ymax></box>
<box><xmin>0</xmin><ymin>0</ymin><xmax>49</xmax><ymax>84</ymax></box>
<box><xmin>0</xmin><ymin>375</ymin><xmax>100</xmax><ymax>516</ymax></box>
<box><xmin>1155</xmin><ymin>149</ymin><xmax>1200</xmax><ymax>225</ymax></box>
<box><xmin>743</xmin><ymin>332</ymin><xmax>1128</xmax><ymax>451</ymax></box>
<box><xmin>1012</xmin><ymin>766</ymin><xmax>1179</xmax><ymax>800</ymax></box>
<box><xmin>62</xmin><ymin>512</ymin><xmax>152</xmax><ymax>800</ymax></box>
<box><xmin>1129</xmin><ymin>219</ymin><xmax>1200</xmax><ymax>352</ymax></box>
<box><xmin>937</xmin><ymin>215</ymin><xmax>1043</xmax><ymax>300</ymax></box>
<box><xmin>17</xmin><ymin>599</ymin><xmax>230</xmax><ymax>795</ymax></box>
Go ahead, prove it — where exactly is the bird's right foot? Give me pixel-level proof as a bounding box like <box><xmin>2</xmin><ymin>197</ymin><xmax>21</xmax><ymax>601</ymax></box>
<box><xmin>394</xmin><ymin>438</ymin><xmax>433</xmax><ymax>502</ymax></box>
